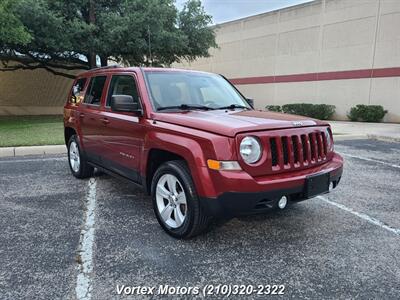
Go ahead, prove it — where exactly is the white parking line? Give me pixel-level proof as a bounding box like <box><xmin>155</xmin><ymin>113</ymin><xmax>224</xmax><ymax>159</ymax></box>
<box><xmin>340</xmin><ymin>152</ymin><xmax>400</xmax><ymax>169</ymax></box>
<box><xmin>76</xmin><ymin>178</ymin><xmax>97</xmax><ymax>300</ymax></box>
<box><xmin>318</xmin><ymin>196</ymin><xmax>400</xmax><ymax>237</ymax></box>
<box><xmin>0</xmin><ymin>157</ymin><xmax>66</xmax><ymax>163</ymax></box>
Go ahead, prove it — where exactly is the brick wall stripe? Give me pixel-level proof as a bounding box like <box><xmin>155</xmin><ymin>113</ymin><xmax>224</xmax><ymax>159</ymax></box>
<box><xmin>229</xmin><ymin>67</ymin><xmax>400</xmax><ymax>85</ymax></box>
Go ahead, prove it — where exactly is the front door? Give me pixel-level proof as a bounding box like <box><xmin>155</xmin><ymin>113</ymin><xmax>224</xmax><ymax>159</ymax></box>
<box><xmin>98</xmin><ymin>74</ymin><xmax>145</xmax><ymax>182</ymax></box>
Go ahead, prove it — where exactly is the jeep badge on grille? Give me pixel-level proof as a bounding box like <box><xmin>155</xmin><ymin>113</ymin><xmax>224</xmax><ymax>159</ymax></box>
<box><xmin>292</xmin><ymin>121</ymin><xmax>303</xmax><ymax>127</ymax></box>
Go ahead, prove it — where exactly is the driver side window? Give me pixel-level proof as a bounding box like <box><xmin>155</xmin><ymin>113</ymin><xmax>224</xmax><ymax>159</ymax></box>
<box><xmin>106</xmin><ymin>75</ymin><xmax>140</xmax><ymax>107</ymax></box>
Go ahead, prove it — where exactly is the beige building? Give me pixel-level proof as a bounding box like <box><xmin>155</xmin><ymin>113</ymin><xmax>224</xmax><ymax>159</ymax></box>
<box><xmin>176</xmin><ymin>0</ymin><xmax>400</xmax><ymax>123</ymax></box>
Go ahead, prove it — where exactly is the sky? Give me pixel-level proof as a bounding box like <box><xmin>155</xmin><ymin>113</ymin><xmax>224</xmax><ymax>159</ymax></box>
<box><xmin>175</xmin><ymin>0</ymin><xmax>314</xmax><ymax>24</ymax></box>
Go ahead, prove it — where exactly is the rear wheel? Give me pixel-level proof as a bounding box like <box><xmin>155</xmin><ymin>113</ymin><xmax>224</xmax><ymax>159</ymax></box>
<box><xmin>67</xmin><ymin>135</ymin><xmax>94</xmax><ymax>179</ymax></box>
<box><xmin>151</xmin><ymin>160</ymin><xmax>210</xmax><ymax>238</ymax></box>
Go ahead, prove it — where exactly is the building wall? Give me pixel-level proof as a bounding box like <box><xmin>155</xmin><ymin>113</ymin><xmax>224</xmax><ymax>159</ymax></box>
<box><xmin>0</xmin><ymin>63</ymin><xmax>77</xmax><ymax>115</ymax></box>
<box><xmin>175</xmin><ymin>0</ymin><xmax>400</xmax><ymax>122</ymax></box>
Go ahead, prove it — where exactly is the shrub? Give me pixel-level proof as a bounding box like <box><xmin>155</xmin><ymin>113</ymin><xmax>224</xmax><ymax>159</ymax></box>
<box><xmin>265</xmin><ymin>105</ymin><xmax>282</xmax><ymax>112</ymax></box>
<box><xmin>281</xmin><ymin>103</ymin><xmax>336</xmax><ymax>120</ymax></box>
<box><xmin>347</xmin><ymin>105</ymin><xmax>387</xmax><ymax>122</ymax></box>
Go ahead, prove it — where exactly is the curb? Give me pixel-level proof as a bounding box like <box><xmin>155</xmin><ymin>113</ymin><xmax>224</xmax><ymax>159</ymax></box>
<box><xmin>0</xmin><ymin>133</ymin><xmax>398</xmax><ymax>158</ymax></box>
<box><xmin>367</xmin><ymin>134</ymin><xmax>400</xmax><ymax>143</ymax></box>
<box><xmin>333</xmin><ymin>134</ymin><xmax>367</xmax><ymax>141</ymax></box>
<box><xmin>0</xmin><ymin>145</ymin><xmax>66</xmax><ymax>158</ymax></box>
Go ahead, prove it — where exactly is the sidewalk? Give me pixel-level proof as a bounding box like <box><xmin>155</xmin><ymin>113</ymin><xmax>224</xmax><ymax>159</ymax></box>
<box><xmin>0</xmin><ymin>121</ymin><xmax>399</xmax><ymax>157</ymax></box>
<box><xmin>329</xmin><ymin>121</ymin><xmax>400</xmax><ymax>142</ymax></box>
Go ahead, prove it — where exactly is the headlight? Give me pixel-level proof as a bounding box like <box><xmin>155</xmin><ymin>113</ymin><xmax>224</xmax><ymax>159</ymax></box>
<box><xmin>325</xmin><ymin>128</ymin><xmax>334</xmax><ymax>151</ymax></box>
<box><xmin>240</xmin><ymin>136</ymin><xmax>262</xmax><ymax>164</ymax></box>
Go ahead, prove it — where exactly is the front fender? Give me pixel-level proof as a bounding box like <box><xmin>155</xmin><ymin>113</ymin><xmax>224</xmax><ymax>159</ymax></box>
<box><xmin>142</xmin><ymin>130</ymin><xmax>218</xmax><ymax>197</ymax></box>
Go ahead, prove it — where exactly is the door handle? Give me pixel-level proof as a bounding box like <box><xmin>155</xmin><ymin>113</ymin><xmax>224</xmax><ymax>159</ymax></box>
<box><xmin>79</xmin><ymin>113</ymin><xmax>85</xmax><ymax>118</ymax></box>
<box><xmin>101</xmin><ymin>118</ymin><xmax>110</xmax><ymax>125</ymax></box>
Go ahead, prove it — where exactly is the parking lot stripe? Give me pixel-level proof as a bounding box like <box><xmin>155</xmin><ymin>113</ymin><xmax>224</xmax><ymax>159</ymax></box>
<box><xmin>340</xmin><ymin>153</ymin><xmax>400</xmax><ymax>169</ymax></box>
<box><xmin>76</xmin><ymin>178</ymin><xmax>97</xmax><ymax>300</ymax></box>
<box><xmin>318</xmin><ymin>196</ymin><xmax>400</xmax><ymax>237</ymax></box>
<box><xmin>0</xmin><ymin>157</ymin><xmax>66</xmax><ymax>164</ymax></box>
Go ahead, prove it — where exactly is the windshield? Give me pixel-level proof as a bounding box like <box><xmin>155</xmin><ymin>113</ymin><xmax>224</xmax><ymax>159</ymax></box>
<box><xmin>143</xmin><ymin>71</ymin><xmax>250</xmax><ymax>111</ymax></box>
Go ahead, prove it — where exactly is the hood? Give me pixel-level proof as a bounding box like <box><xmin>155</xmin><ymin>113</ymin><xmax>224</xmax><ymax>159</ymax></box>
<box><xmin>152</xmin><ymin>109</ymin><xmax>327</xmax><ymax>137</ymax></box>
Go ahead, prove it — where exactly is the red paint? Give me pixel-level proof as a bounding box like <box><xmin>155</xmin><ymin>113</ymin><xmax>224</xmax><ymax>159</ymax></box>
<box><xmin>64</xmin><ymin>67</ymin><xmax>343</xmax><ymax>200</ymax></box>
<box><xmin>229</xmin><ymin>67</ymin><xmax>400</xmax><ymax>85</ymax></box>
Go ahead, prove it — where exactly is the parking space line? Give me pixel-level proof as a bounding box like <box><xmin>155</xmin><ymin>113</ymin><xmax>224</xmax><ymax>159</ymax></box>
<box><xmin>0</xmin><ymin>157</ymin><xmax>66</xmax><ymax>164</ymax></box>
<box><xmin>76</xmin><ymin>178</ymin><xmax>97</xmax><ymax>300</ymax></box>
<box><xmin>317</xmin><ymin>196</ymin><xmax>400</xmax><ymax>237</ymax></box>
<box><xmin>340</xmin><ymin>152</ymin><xmax>400</xmax><ymax>169</ymax></box>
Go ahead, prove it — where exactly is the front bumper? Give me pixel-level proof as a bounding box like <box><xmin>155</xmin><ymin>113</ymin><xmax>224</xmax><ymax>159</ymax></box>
<box><xmin>200</xmin><ymin>153</ymin><xmax>343</xmax><ymax>217</ymax></box>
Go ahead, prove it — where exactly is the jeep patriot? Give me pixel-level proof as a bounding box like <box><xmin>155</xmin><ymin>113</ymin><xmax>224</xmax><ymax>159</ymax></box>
<box><xmin>64</xmin><ymin>66</ymin><xmax>343</xmax><ymax>238</ymax></box>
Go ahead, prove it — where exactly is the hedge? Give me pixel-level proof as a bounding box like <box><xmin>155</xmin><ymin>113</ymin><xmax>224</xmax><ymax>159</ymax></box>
<box><xmin>347</xmin><ymin>105</ymin><xmax>387</xmax><ymax>122</ymax></box>
<box><xmin>266</xmin><ymin>103</ymin><xmax>336</xmax><ymax>120</ymax></box>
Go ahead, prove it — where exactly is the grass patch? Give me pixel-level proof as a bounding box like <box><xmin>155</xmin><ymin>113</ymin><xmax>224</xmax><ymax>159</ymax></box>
<box><xmin>0</xmin><ymin>115</ymin><xmax>64</xmax><ymax>147</ymax></box>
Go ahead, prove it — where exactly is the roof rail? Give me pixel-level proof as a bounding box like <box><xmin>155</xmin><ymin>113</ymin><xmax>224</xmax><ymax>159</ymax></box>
<box><xmin>90</xmin><ymin>64</ymin><xmax>121</xmax><ymax>71</ymax></box>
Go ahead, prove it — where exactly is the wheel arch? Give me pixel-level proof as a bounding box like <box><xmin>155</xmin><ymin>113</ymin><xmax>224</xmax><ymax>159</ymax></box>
<box><xmin>144</xmin><ymin>149</ymin><xmax>186</xmax><ymax>195</ymax></box>
<box><xmin>64</xmin><ymin>127</ymin><xmax>76</xmax><ymax>146</ymax></box>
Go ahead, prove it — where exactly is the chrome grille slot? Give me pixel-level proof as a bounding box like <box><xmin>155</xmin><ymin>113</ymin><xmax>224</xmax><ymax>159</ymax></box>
<box><xmin>309</xmin><ymin>133</ymin><xmax>316</xmax><ymax>161</ymax></box>
<box><xmin>291</xmin><ymin>136</ymin><xmax>299</xmax><ymax>164</ymax></box>
<box><xmin>270</xmin><ymin>137</ymin><xmax>278</xmax><ymax>166</ymax></box>
<box><xmin>265</xmin><ymin>129</ymin><xmax>329</xmax><ymax>173</ymax></box>
<box><xmin>281</xmin><ymin>136</ymin><xmax>289</xmax><ymax>165</ymax></box>
<box><xmin>301</xmin><ymin>134</ymin><xmax>308</xmax><ymax>162</ymax></box>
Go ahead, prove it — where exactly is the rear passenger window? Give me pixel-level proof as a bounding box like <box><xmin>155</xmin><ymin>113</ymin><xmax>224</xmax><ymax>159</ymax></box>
<box><xmin>106</xmin><ymin>75</ymin><xmax>140</xmax><ymax>107</ymax></box>
<box><xmin>84</xmin><ymin>76</ymin><xmax>107</xmax><ymax>105</ymax></box>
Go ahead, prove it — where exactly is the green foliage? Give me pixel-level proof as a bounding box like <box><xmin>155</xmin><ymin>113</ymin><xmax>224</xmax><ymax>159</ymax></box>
<box><xmin>347</xmin><ymin>105</ymin><xmax>387</xmax><ymax>122</ymax></box>
<box><xmin>0</xmin><ymin>0</ymin><xmax>216</xmax><ymax>77</ymax></box>
<box><xmin>279</xmin><ymin>103</ymin><xmax>336</xmax><ymax>120</ymax></box>
<box><xmin>265</xmin><ymin>105</ymin><xmax>282</xmax><ymax>112</ymax></box>
<box><xmin>0</xmin><ymin>0</ymin><xmax>31</xmax><ymax>45</ymax></box>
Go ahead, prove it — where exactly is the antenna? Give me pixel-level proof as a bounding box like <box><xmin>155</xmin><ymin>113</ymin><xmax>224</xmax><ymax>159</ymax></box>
<box><xmin>147</xmin><ymin>25</ymin><xmax>152</xmax><ymax>66</ymax></box>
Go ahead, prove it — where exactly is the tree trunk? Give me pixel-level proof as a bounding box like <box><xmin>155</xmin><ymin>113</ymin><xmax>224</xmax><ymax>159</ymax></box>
<box><xmin>88</xmin><ymin>53</ymin><xmax>97</xmax><ymax>69</ymax></box>
<box><xmin>100</xmin><ymin>55</ymin><xmax>108</xmax><ymax>67</ymax></box>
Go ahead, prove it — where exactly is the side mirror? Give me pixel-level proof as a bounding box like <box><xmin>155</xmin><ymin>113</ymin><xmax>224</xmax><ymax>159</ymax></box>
<box><xmin>110</xmin><ymin>95</ymin><xmax>142</xmax><ymax>115</ymax></box>
<box><xmin>246</xmin><ymin>98</ymin><xmax>254</xmax><ymax>108</ymax></box>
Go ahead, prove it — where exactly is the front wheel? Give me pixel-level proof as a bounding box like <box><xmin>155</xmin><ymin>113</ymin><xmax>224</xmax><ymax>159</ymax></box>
<box><xmin>67</xmin><ymin>135</ymin><xmax>94</xmax><ymax>179</ymax></box>
<box><xmin>151</xmin><ymin>160</ymin><xmax>210</xmax><ymax>238</ymax></box>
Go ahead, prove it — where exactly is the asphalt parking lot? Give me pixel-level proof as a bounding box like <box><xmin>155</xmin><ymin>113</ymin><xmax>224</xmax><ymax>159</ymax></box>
<box><xmin>0</xmin><ymin>139</ymin><xmax>399</xmax><ymax>299</ymax></box>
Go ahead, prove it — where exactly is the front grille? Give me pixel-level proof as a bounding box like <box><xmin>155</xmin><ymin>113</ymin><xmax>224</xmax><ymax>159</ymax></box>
<box><xmin>269</xmin><ymin>130</ymin><xmax>328</xmax><ymax>170</ymax></box>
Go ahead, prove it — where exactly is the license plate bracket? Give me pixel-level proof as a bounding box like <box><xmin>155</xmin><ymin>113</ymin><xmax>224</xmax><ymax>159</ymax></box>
<box><xmin>305</xmin><ymin>172</ymin><xmax>330</xmax><ymax>198</ymax></box>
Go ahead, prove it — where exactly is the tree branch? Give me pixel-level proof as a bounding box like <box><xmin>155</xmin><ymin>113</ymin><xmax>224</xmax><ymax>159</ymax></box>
<box><xmin>0</xmin><ymin>63</ymin><xmax>78</xmax><ymax>79</ymax></box>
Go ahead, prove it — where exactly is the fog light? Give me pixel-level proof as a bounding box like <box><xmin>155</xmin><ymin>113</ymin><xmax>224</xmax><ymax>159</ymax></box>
<box><xmin>329</xmin><ymin>182</ymin><xmax>334</xmax><ymax>192</ymax></box>
<box><xmin>278</xmin><ymin>196</ymin><xmax>288</xmax><ymax>209</ymax></box>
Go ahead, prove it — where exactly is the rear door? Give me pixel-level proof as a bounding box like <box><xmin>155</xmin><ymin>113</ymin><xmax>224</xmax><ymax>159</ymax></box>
<box><xmin>78</xmin><ymin>75</ymin><xmax>108</xmax><ymax>163</ymax></box>
<box><xmin>98</xmin><ymin>73</ymin><xmax>145</xmax><ymax>182</ymax></box>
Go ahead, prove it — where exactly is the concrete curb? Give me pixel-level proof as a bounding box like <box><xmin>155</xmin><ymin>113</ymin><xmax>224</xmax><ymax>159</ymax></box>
<box><xmin>367</xmin><ymin>134</ymin><xmax>400</xmax><ymax>143</ymax></box>
<box><xmin>0</xmin><ymin>145</ymin><xmax>66</xmax><ymax>157</ymax></box>
<box><xmin>333</xmin><ymin>134</ymin><xmax>367</xmax><ymax>141</ymax></box>
<box><xmin>0</xmin><ymin>133</ymin><xmax>398</xmax><ymax>158</ymax></box>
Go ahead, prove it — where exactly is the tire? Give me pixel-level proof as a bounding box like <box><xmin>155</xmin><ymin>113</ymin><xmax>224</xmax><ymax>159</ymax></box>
<box><xmin>151</xmin><ymin>160</ymin><xmax>210</xmax><ymax>239</ymax></box>
<box><xmin>67</xmin><ymin>135</ymin><xmax>94</xmax><ymax>179</ymax></box>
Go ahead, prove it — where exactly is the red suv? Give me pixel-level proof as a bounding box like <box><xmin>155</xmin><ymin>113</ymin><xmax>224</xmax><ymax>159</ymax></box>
<box><xmin>64</xmin><ymin>66</ymin><xmax>343</xmax><ymax>238</ymax></box>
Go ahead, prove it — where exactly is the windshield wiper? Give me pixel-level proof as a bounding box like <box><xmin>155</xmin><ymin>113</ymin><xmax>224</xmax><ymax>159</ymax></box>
<box><xmin>216</xmin><ymin>104</ymin><xmax>250</xmax><ymax>110</ymax></box>
<box><xmin>157</xmin><ymin>104</ymin><xmax>214</xmax><ymax>111</ymax></box>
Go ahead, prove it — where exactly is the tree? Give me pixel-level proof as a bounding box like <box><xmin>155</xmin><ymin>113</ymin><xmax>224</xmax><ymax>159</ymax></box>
<box><xmin>0</xmin><ymin>0</ymin><xmax>216</xmax><ymax>78</ymax></box>
<box><xmin>0</xmin><ymin>0</ymin><xmax>31</xmax><ymax>45</ymax></box>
